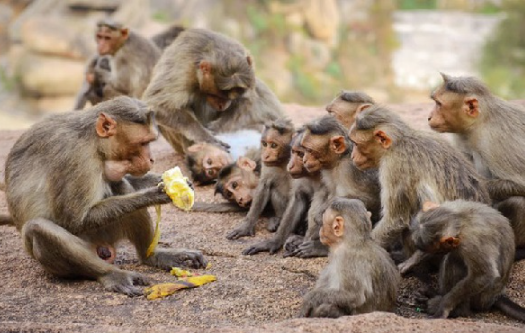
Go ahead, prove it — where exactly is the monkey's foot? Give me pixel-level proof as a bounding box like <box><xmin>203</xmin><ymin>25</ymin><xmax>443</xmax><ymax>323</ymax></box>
<box><xmin>99</xmin><ymin>269</ymin><xmax>150</xmax><ymax>297</ymax></box>
<box><xmin>283</xmin><ymin>235</ymin><xmax>304</xmax><ymax>257</ymax></box>
<box><xmin>243</xmin><ymin>238</ymin><xmax>282</xmax><ymax>256</ymax></box>
<box><xmin>145</xmin><ymin>248</ymin><xmax>208</xmax><ymax>270</ymax></box>
<box><xmin>289</xmin><ymin>240</ymin><xmax>329</xmax><ymax>258</ymax></box>
<box><xmin>226</xmin><ymin>222</ymin><xmax>255</xmax><ymax>240</ymax></box>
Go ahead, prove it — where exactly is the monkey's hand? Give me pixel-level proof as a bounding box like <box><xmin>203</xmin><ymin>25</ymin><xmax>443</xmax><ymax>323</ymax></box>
<box><xmin>226</xmin><ymin>221</ymin><xmax>255</xmax><ymax>240</ymax></box>
<box><xmin>144</xmin><ymin>185</ymin><xmax>173</xmax><ymax>205</ymax></box>
<box><xmin>207</xmin><ymin>135</ymin><xmax>230</xmax><ymax>151</ymax></box>
<box><xmin>282</xmin><ymin>235</ymin><xmax>304</xmax><ymax>257</ymax></box>
<box><xmin>242</xmin><ymin>238</ymin><xmax>282</xmax><ymax>256</ymax></box>
<box><xmin>289</xmin><ymin>240</ymin><xmax>329</xmax><ymax>258</ymax></box>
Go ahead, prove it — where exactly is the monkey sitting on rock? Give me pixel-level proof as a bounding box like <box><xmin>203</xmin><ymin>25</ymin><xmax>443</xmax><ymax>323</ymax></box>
<box><xmin>300</xmin><ymin>198</ymin><xmax>400</xmax><ymax>318</ymax></box>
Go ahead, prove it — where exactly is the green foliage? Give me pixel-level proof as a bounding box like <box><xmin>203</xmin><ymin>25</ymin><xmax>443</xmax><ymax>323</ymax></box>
<box><xmin>480</xmin><ymin>0</ymin><xmax>525</xmax><ymax>99</ymax></box>
<box><xmin>152</xmin><ymin>11</ymin><xmax>171</xmax><ymax>23</ymax></box>
<box><xmin>397</xmin><ymin>0</ymin><xmax>437</xmax><ymax>10</ymax></box>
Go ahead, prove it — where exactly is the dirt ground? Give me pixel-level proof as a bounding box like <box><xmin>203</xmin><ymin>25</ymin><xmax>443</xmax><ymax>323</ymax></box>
<box><xmin>1</xmin><ymin>103</ymin><xmax>525</xmax><ymax>333</ymax></box>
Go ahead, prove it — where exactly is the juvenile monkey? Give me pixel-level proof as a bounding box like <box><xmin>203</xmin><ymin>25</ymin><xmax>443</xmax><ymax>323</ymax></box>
<box><xmin>325</xmin><ymin>90</ymin><xmax>375</xmax><ymax>129</ymax></box>
<box><xmin>143</xmin><ymin>28</ymin><xmax>284</xmax><ymax>154</ymax></box>
<box><xmin>289</xmin><ymin>115</ymin><xmax>381</xmax><ymax>258</ymax></box>
<box><xmin>214</xmin><ymin>156</ymin><xmax>261</xmax><ymax>209</ymax></box>
<box><xmin>410</xmin><ymin>200</ymin><xmax>525</xmax><ymax>321</ymax></box>
<box><xmin>301</xmin><ymin>198</ymin><xmax>400</xmax><ymax>318</ymax></box>
<box><xmin>243</xmin><ymin>128</ymin><xmax>320</xmax><ymax>255</ymax></box>
<box><xmin>350</xmin><ymin>106</ymin><xmax>490</xmax><ymax>262</ymax></box>
<box><xmin>74</xmin><ymin>19</ymin><xmax>161</xmax><ymax>109</ymax></box>
<box><xmin>5</xmin><ymin>96</ymin><xmax>207</xmax><ymax>296</ymax></box>
<box><xmin>226</xmin><ymin>119</ymin><xmax>294</xmax><ymax>240</ymax></box>
<box><xmin>186</xmin><ymin>129</ymin><xmax>261</xmax><ymax>185</ymax></box>
<box><xmin>429</xmin><ymin>73</ymin><xmax>525</xmax><ymax>259</ymax></box>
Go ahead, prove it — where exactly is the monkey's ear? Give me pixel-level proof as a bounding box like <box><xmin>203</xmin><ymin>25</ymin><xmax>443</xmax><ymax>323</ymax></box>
<box><xmin>120</xmin><ymin>28</ymin><xmax>129</xmax><ymax>40</ymax></box>
<box><xmin>440</xmin><ymin>72</ymin><xmax>450</xmax><ymax>83</ymax></box>
<box><xmin>439</xmin><ymin>236</ymin><xmax>460</xmax><ymax>250</ymax></box>
<box><xmin>96</xmin><ymin>113</ymin><xmax>117</xmax><ymax>137</ymax></box>
<box><xmin>356</xmin><ymin>103</ymin><xmax>373</xmax><ymax>115</ymax></box>
<box><xmin>187</xmin><ymin>143</ymin><xmax>206</xmax><ymax>153</ymax></box>
<box><xmin>366</xmin><ymin>211</ymin><xmax>372</xmax><ymax>219</ymax></box>
<box><xmin>464</xmin><ymin>97</ymin><xmax>479</xmax><ymax>118</ymax></box>
<box><xmin>330</xmin><ymin>136</ymin><xmax>347</xmax><ymax>154</ymax></box>
<box><xmin>373</xmin><ymin>130</ymin><xmax>392</xmax><ymax>149</ymax></box>
<box><xmin>422</xmin><ymin>201</ymin><xmax>440</xmax><ymax>212</ymax></box>
<box><xmin>200</xmin><ymin>61</ymin><xmax>212</xmax><ymax>75</ymax></box>
<box><xmin>247</xmin><ymin>56</ymin><xmax>253</xmax><ymax>66</ymax></box>
<box><xmin>237</xmin><ymin>156</ymin><xmax>256</xmax><ymax>171</ymax></box>
<box><xmin>333</xmin><ymin>216</ymin><xmax>345</xmax><ymax>237</ymax></box>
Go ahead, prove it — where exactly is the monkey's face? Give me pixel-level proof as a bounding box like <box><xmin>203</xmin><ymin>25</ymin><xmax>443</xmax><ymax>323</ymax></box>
<box><xmin>300</xmin><ymin>133</ymin><xmax>334</xmax><ymax>173</ymax></box>
<box><xmin>261</xmin><ymin>129</ymin><xmax>292</xmax><ymax>166</ymax></box>
<box><xmin>326</xmin><ymin>98</ymin><xmax>357</xmax><ymax>130</ymax></box>
<box><xmin>188</xmin><ymin>143</ymin><xmax>233</xmax><ymax>182</ymax></box>
<box><xmin>287</xmin><ymin>145</ymin><xmax>308</xmax><ymax>178</ymax></box>
<box><xmin>319</xmin><ymin>208</ymin><xmax>344</xmax><ymax>247</ymax></box>
<box><xmin>96</xmin><ymin>26</ymin><xmax>128</xmax><ymax>56</ymax></box>
<box><xmin>116</xmin><ymin>123</ymin><xmax>158</xmax><ymax>177</ymax></box>
<box><xmin>428</xmin><ymin>88</ymin><xmax>475</xmax><ymax>133</ymax></box>
<box><xmin>349</xmin><ymin>128</ymin><xmax>384</xmax><ymax>170</ymax></box>
<box><xmin>222</xmin><ymin>174</ymin><xmax>254</xmax><ymax>208</ymax></box>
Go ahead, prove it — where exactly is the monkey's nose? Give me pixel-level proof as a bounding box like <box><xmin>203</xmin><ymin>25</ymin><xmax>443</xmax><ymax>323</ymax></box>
<box><xmin>150</xmin><ymin>158</ymin><xmax>154</xmax><ymax>163</ymax></box>
<box><xmin>427</xmin><ymin>117</ymin><xmax>431</xmax><ymax>121</ymax></box>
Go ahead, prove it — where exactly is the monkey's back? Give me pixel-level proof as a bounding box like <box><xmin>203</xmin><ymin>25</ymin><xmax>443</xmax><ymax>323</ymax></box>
<box><xmin>5</xmin><ymin>112</ymin><xmax>104</xmax><ymax>231</ymax></box>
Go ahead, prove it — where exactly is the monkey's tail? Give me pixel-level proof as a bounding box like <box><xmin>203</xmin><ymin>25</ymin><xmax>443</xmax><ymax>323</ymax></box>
<box><xmin>494</xmin><ymin>295</ymin><xmax>525</xmax><ymax>322</ymax></box>
<box><xmin>0</xmin><ymin>214</ymin><xmax>14</xmax><ymax>226</ymax></box>
<box><xmin>191</xmin><ymin>202</ymin><xmax>247</xmax><ymax>213</ymax></box>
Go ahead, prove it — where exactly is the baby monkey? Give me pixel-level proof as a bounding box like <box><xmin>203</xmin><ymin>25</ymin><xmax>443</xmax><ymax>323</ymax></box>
<box><xmin>301</xmin><ymin>198</ymin><xmax>400</xmax><ymax>318</ymax></box>
<box><xmin>411</xmin><ymin>200</ymin><xmax>525</xmax><ymax>321</ymax></box>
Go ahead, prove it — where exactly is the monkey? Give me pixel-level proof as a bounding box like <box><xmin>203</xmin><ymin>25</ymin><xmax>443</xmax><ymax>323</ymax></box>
<box><xmin>74</xmin><ymin>19</ymin><xmax>161</xmax><ymax>109</ymax></box>
<box><xmin>325</xmin><ymin>90</ymin><xmax>375</xmax><ymax>129</ymax></box>
<box><xmin>349</xmin><ymin>105</ymin><xmax>491</xmax><ymax>270</ymax></box>
<box><xmin>143</xmin><ymin>28</ymin><xmax>284</xmax><ymax>155</ymax></box>
<box><xmin>150</xmin><ymin>25</ymin><xmax>185</xmax><ymax>50</ymax></box>
<box><xmin>410</xmin><ymin>200</ymin><xmax>525</xmax><ymax>321</ymax></box>
<box><xmin>243</xmin><ymin>128</ymin><xmax>320</xmax><ymax>255</ymax></box>
<box><xmin>428</xmin><ymin>73</ymin><xmax>525</xmax><ymax>260</ymax></box>
<box><xmin>287</xmin><ymin>115</ymin><xmax>381</xmax><ymax>258</ymax></box>
<box><xmin>186</xmin><ymin>129</ymin><xmax>261</xmax><ymax>185</ymax></box>
<box><xmin>226</xmin><ymin>119</ymin><xmax>294</xmax><ymax>240</ymax></box>
<box><xmin>214</xmin><ymin>156</ymin><xmax>261</xmax><ymax>210</ymax></box>
<box><xmin>300</xmin><ymin>198</ymin><xmax>400</xmax><ymax>318</ymax></box>
<box><xmin>5</xmin><ymin>96</ymin><xmax>207</xmax><ymax>296</ymax></box>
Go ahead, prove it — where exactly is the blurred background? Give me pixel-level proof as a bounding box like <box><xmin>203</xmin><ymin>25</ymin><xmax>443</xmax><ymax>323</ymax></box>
<box><xmin>0</xmin><ymin>0</ymin><xmax>523</xmax><ymax>129</ymax></box>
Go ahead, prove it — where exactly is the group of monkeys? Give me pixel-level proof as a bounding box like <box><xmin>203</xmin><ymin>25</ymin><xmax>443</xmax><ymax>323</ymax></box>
<box><xmin>0</xmin><ymin>19</ymin><xmax>525</xmax><ymax>323</ymax></box>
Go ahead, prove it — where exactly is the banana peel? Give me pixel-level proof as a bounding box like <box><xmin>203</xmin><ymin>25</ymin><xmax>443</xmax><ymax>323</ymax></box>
<box><xmin>144</xmin><ymin>275</ymin><xmax>217</xmax><ymax>300</ymax></box>
<box><xmin>146</xmin><ymin>166</ymin><xmax>195</xmax><ymax>258</ymax></box>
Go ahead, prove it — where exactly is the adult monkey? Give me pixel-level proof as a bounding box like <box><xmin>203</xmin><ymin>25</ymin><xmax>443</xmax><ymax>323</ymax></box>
<box><xmin>143</xmin><ymin>28</ymin><xmax>284</xmax><ymax>155</ymax></box>
<box><xmin>74</xmin><ymin>19</ymin><xmax>161</xmax><ymax>109</ymax></box>
<box><xmin>350</xmin><ymin>106</ymin><xmax>490</xmax><ymax>266</ymax></box>
<box><xmin>5</xmin><ymin>96</ymin><xmax>207</xmax><ymax>296</ymax></box>
<box><xmin>428</xmin><ymin>73</ymin><xmax>525</xmax><ymax>260</ymax></box>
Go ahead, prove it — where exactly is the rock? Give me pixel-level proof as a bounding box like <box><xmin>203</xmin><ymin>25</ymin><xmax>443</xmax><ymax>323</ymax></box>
<box><xmin>303</xmin><ymin>0</ymin><xmax>340</xmax><ymax>45</ymax></box>
<box><xmin>20</xmin><ymin>17</ymin><xmax>88</xmax><ymax>59</ymax></box>
<box><xmin>18</xmin><ymin>53</ymin><xmax>84</xmax><ymax>97</ymax></box>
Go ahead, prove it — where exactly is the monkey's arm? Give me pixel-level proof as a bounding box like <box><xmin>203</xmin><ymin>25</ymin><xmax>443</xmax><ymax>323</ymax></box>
<box><xmin>156</xmin><ymin>107</ymin><xmax>229</xmax><ymax>149</ymax></box>
<box><xmin>192</xmin><ymin>202</ymin><xmax>246</xmax><ymax>213</ymax></box>
<box><xmin>73</xmin><ymin>82</ymin><xmax>91</xmax><ymax>110</ymax></box>
<box><xmin>398</xmin><ymin>250</ymin><xmax>433</xmax><ymax>275</ymax></box>
<box><xmin>73</xmin><ymin>187</ymin><xmax>171</xmax><ymax>234</ymax></box>
<box><xmin>226</xmin><ymin>180</ymin><xmax>271</xmax><ymax>240</ymax></box>
<box><xmin>243</xmin><ymin>189</ymin><xmax>308</xmax><ymax>255</ymax></box>
<box><xmin>486</xmin><ymin>179</ymin><xmax>525</xmax><ymax>201</ymax></box>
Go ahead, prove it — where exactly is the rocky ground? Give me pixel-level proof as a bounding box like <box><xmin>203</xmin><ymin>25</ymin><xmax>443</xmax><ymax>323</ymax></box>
<box><xmin>1</xmin><ymin>103</ymin><xmax>525</xmax><ymax>333</ymax></box>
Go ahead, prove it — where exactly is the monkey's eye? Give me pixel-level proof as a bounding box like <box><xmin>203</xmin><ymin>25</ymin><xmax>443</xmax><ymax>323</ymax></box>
<box><xmin>270</xmin><ymin>143</ymin><xmax>277</xmax><ymax>149</ymax></box>
<box><xmin>206</xmin><ymin>158</ymin><xmax>212</xmax><ymax>166</ymax></box>
<box><xmin>297</xmin><ymin>152</ymin><xmax>304</xmax><ymax>158</ymax></box>
<box><xmin>225</xmin><ymin>190</ymin><xmax>233</xmax><ymax>198</ymax></box>
<box><xmin>206</xmin><ymin>169</ymin><xmax>215</xmax><ymax>177</ymax></box>
<box><xmin>232</xmin><ymin>181</ymin><xmax>238</xmax><ymax>189</ymax></box>
<box><xmin>261</xmin><ymin>142</ymin><xmax>267</xmax><ymax>147</ymax></box>
<box><xmin>435</xmin><ymin>101</ymin><xmax>442</xmax><ymax>107</ymax></box>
